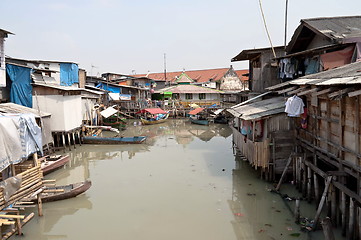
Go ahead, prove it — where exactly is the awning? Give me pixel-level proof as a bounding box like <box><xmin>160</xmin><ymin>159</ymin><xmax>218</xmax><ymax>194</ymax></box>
<box><xmin>189</xmin><ymin>108</ymin><xmax>204</xmax><ymax>115</ymax></box>
<box><xmin>100</xmin><ymin>106</ymin><xmax>118</xmax><ymax>118</ymax></box>
<box><xmin>136</xmin><ymin>108</ymin><xmax>167</xmax><ymax>115</ymax></box>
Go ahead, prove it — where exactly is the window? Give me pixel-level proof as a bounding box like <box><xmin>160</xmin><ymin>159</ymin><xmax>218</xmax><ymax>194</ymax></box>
<box><xmin>199</xmin><ymin>93</ymin><xmax>206</xmax><ymax>100</ymax></box>
<box><xmin>185</xmin><ymin>93</ymin><xmax>193</xmax><ymax>100</ymax></box>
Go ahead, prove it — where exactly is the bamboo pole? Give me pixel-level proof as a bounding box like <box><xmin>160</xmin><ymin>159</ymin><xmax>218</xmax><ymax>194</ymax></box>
<box><xmin>312</xmin><ymin>176</ymin><xmax>333</xmax><ymax>230</ymax></box>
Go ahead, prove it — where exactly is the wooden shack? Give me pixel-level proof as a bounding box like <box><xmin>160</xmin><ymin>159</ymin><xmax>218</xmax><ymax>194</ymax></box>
<box><xmin>227</xmin><ymin>95</ymin><xmax>294</xmax><ymax>180</ymax></box>
<box><xmin>268</xmin><ymin>61</ymin><xmax>361</xmax><ymax>239</ymax></box>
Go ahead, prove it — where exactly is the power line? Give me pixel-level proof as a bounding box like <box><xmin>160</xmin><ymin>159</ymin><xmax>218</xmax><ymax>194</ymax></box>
<box><xmin>258</xmin><ymin>0</ymin><xmax>276</xmax><ymax>58</ymax></box>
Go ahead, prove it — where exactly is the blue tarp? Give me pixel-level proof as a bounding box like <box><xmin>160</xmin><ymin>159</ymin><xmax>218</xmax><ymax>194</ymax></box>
<box><xmin>60</xmin><ymin>63</ymin><xmax>79</xmax><ymax>86</ymax></box>
<box><xmin>6</xmin><ymin>64</ymin><xmax>33</xmax><ymax>108</ymax></box>
<box><xmin>96</xmin><ymin>82</ymin><xmax>121</xmax><ymax>93</ymax></box>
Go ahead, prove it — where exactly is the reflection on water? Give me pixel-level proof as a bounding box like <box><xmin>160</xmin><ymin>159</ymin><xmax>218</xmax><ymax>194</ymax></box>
<box><xmin>13</xmin><ymin>120</ymin><xmax>341</xmax><ymax>240</ymax></box>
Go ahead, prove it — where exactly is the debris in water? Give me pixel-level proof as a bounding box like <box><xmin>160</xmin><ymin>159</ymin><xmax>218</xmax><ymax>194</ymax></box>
<box><xmin>289</xmin><ymin>233</ymin><xmax>301</xmax><ymax>237</ymax></box>
<box><xmin>264</xmin><ymin>224</ymin><xmax>272</xmax><ymax>227</ymax></box>
<box><xmin>247</xmin><ymin>193</ymin><xmax>256</xmax><ymax>196</ymax></box>
<box><xmin>234</xmin><ymin>213</ymin><xmax>244</xmax><ymax>217</ymax></box>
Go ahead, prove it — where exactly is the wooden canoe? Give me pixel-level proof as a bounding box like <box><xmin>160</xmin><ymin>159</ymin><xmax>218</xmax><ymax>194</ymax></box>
<box><xmin>140</xmin><ymin>113</ymin><xmax>169</xmax><ymax>125</ymax></box>
<box><xmin>82</xmin><ymin>136</ymin><xmax>147</xmax><ymax>144</ymax></box>
<box><xmin>30</xmin><ymin>180</ymin><xmax>92</xmax><ymax>203</ymax></box>
<box><xmin>190</xmin><ymin>117</ymin><xmax>209</xmax><ymax>126</ymax></box>
<box><xmin>41</xmin><ymin>155</ymin><xmax>70</xmax><ymax>175</ymax></box>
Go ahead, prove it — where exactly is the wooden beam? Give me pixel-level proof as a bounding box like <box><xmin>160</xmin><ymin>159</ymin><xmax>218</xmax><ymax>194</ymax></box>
<box><xmin>287</xmin><ymin>87</ymin><xmax>308</xmax><ymax>95</ymax></box>
<box><xmin>348</xmin><ymin>89</ymin><xmax>361</xmax><ymax>98</ymax></box>
<box><xmin>275</xmin><ymin>153</ymin><xmax>293</xmax><ymax>191</ymax></box>
<box><xmin>297</xmin><ymin>87</ymin><xmax>319</xmax><ymax>96</ymax></box>
<box><xmin>277</xmin><ymin>86</ymin><xmax>297</xmax><ymax>94</ymax></box>
<box><xmin>312</xmin><ymin>87</ymin><xmax>335</xmax><ymax>96</ymax></box>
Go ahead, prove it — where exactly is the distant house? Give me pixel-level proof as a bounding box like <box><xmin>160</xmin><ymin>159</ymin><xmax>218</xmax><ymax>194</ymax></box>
<box><xmin>3</xmin><ymin>58</ymin><xmax>103</xmax><ymax>149</ymax></box>
<box><xmin>0</xmin><ymin>28</ymin><xmax>13</xmax><ymax>101</ymax></box>
<box><xmin>218</xmin><ymin>66</ymin><xmax>249</xmax><ymax>103</ymax></box>
<box><xmin>133</xmin><ymin>67</ymin><xmax>248</xmax><ymax>92</ymax></box>
<box><xmin>155</xmin><ymin>75</ymin><xmax>223</xmax><ymax>107</ymax></box>
<box><xmin>276</xmin><ymin>16</ymin><xmax>361</xmax><ymax>81</ymax></box>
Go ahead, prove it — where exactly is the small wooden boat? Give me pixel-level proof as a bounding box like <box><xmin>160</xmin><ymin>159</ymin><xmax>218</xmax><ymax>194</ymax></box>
<box><xmin>28</xmin><ymin>180</ymin><xmax>92</xmax><ymax>203</ymax></box>
<box><xmin>190</xmin><ymin>117</ymin><xmax>209</xmax><ymax>126</ymax></box>
<box><xmin>82</xmin><ymin>135</ymin><xmax>147</xmax><ymax>144</ymax></box>
<box><xmin>136</xmin><ymin>108</ymin><xmax>169</xmax><ymax>125</ymax></box>
<box><xmin>41</xmin><ymin>155</ymin><xmax>70</xmax><ymax>175</ymax></box>
<box><xmin>140</xmin><ymin>113</ymin><xmax>169</xmax><ymax>125</ymax></box>
<box><xmin>189</xmin><ymin>108</ymin><xmax>209</xmax><ymax>125</ymax></box>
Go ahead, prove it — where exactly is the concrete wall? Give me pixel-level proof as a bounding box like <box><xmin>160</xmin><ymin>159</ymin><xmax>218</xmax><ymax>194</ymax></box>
<box><xmin>179</xmin><ymin>93</ymin><xmax>220</xmax><ymax>101</ymax></box>
<box><xmin>33</xmin><ymin>95</ymin><xmax>82</xmax><ymax>132</ymax></box>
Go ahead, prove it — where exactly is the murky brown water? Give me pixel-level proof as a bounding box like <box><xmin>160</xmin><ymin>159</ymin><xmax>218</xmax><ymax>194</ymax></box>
<box><xmin>13</xmin><ymin>119</ymin><xmax>346</xmax><ymax>240</ymax></box>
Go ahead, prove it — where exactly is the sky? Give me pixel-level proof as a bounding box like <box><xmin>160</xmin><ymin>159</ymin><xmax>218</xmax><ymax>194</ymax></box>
<box><xmin>1</xmin><ymin>0</ymin><xmax>361</xmax><ymax>76</ymax></box>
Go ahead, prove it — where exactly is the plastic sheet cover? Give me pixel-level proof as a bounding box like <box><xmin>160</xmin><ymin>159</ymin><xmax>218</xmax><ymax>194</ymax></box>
<box><xmin>0</xmin><ymin>113</ymin><xmax>43</xmax><ymax>172</ymax></box>
<box><xmin>60</xmin><ymin>63</ymin><xmax>79</xmax><ymax>86</ymax></box>
<box><xmin>96</xmin><ymin>83</ymin><xmax>121</xmax><ymax>93</ymax></box>
<box><xmin>6</xmin><ymin>64</ymin><xmax>32</xmax><ymax>107</ymax></box>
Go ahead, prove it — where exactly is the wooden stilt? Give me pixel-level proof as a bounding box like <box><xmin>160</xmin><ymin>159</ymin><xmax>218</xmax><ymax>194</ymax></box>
<box><xmin>72</xmin><ymin>132</ymin><xmax>76</xmax><ymax>149</ymax></box>
<box><xmin>321</xmin><ymin>217</ymin><xmax>335</xmax><ymax>240</ymax></box>
<box><xmin>312</xmin><ymin>176</ymin><xmax>332</xmax><ymax>230</ymax></box>
<box><xmin>331</xmin><ymin>184</ymin><xmax>337</xmax><ymax>226</ymax></box>
<box><xmin>67</xmin><ymin>133</ymin><xmax>71</xmax><ymax>151</ymax></box>
<box><xmin>348</xmin><ymin>198</ymin><xmax>355</xmax><ymax>240</ymax></box>
<box><xmin>341</xmin><ymin>192</ymin><xmax>347</xmax><ymax>236</ymax></box>
<box><xmin>307</xmin><ymin>166</ymin><xmax>312</xmax><ymax>202</ymax></box>
<box><xmin>358</xmin><ymin>207</ymin><xmax>361</xmax><ymax>240</ymax></box>
<box><xmin>314</xmin><ymin>173</ymin><xmax>320</xmax><ymax>204</ymax></box>
<box><xmin>78</xmin><ymin>130</ymin><xmax>82</xmax><ymax>145</ymax></box>
<box><xmin>37</xmin><ymin>193</ymin><xmax>43</xmax><ymax>217</ymax></box>
<box><xmin>62</xmin><ymin>133</ymin><xmax>66</xmax><ymax>153</ymax></box>
<box><xmin>295</xmin><ymin>198</ymin><xmax>300</xmax><ymax>224</ymax></box>
<box><xmin>302</xmin><ymin>157</ymin><xmax>307</xmax><ymax>198</ymax></box>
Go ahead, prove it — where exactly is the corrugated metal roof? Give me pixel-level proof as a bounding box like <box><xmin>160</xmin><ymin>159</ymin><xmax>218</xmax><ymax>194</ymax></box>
<box><xmin>231</xmin><ymin>46</ymin><xmax>285</xmax><ymax>62</ymax></box>
<box><xmin>227</xmin><ymin>97</ymin><xmax>286</xmax><ymax>120</ymax></box>
<box><xmin>303</xmin><ymin>16</ymin><xmax>361</xmax><ymax>41</ymax></box>
<box><xmin>0</xmin><ymin>103</ymin><xmax>51</xmax><ymax>117</ymax></box>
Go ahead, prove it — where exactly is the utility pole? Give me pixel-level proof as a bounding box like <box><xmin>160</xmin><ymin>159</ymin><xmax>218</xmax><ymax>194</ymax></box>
<box><xmin>284</xmin><ymin>0</ymin><xmax>289</xmax><ymax>50</ymax></box>
<box><xmin>164</xmin><ymin>53</ymin><xmax>167</xmax><ymax>85</ymax></box>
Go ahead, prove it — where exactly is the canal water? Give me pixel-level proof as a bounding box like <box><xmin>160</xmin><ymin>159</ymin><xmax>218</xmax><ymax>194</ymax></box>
<box><xmin>14</xmin><ymin>120</ymin><xmax>345</xmax><ymax>240</ymax></box>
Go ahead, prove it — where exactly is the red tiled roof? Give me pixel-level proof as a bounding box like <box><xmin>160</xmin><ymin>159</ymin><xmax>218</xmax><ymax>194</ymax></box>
<box><xmin>155</xmin><ymin>84</ymin><xmax>223</xmax><ymax>94</ymax></box>
<box><xmin>134</xmin><ymin>68</ymin><xmax>249</xmax><ymax>83</ymax></box>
